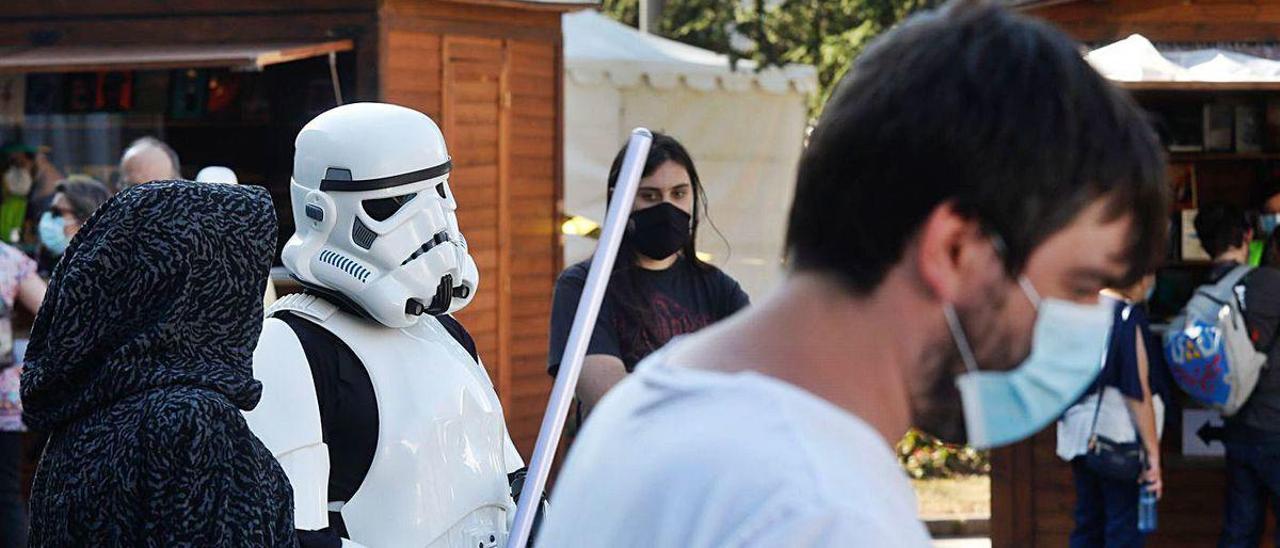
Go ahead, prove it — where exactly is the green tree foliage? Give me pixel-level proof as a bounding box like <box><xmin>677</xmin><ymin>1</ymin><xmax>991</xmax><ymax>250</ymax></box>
<box><xmin>601</xmin><ymin>0</ymin><xmax>940</xmax><ymax>115</ymax></box>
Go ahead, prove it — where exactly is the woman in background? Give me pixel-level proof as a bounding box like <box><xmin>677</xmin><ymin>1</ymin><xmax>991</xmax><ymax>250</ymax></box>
<box><xmin>36</xmin><ymin>176</ymin><xmax>110</xmax><ymax>275</ymax></box>
<box><xmin>548</xmin><ymin>132</ymin><xmax>749</xmax><ymax>415</ymax></box>
<box><xmin>0</xmin><ymin>238</ymin><xmax>45</xmax><ymax>547</ymax></box>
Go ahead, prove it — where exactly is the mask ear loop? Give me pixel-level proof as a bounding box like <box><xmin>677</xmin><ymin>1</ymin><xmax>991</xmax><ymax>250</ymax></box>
<box><xmin>943</xmin><ymin>304</ymin><xmax>981</xmax><ymax>374</ymax></box>
<box><xmin>1018</xmin><ymin>277</ymin><xmax>1042</xmax><ymax>311</ymax></box>
<box><xmin>987</xmin><ymin>230</ymin><xmax>1042</xmax><ymax>312</ymax></box>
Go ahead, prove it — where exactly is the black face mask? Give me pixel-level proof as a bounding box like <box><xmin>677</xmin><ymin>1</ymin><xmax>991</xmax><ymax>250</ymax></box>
<box><xmin>626</xmin><ymin>202</ymin><xmax>692</xmax><ymax>261</ymax></box>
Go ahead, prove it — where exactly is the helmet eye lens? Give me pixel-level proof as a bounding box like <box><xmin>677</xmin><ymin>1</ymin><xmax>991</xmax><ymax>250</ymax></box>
<box><xmin>362</xmin><ymin>193</ymin><xmax>418</xmax><ymax>221</ymax></box>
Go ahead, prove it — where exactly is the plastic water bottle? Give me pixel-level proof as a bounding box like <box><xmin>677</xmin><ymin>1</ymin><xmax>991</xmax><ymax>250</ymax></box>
<box><xmin>1138</xmin><ymin>484</ymin><xmax>1158</xmax><ymax>533</ymax></box>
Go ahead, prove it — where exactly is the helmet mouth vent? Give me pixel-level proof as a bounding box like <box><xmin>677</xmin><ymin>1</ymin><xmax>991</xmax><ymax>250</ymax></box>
<box><xmin>401</xmin><ymin>231</ymin><xmax>452</xmax><ymax>266</ymax></box>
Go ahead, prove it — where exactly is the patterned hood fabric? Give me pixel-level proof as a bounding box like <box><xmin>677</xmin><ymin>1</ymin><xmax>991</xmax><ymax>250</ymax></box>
<box><xmin>22</xmin><ymin>180</ymin><xmax>274</xmax><ymax>430</ymax></box>
<box><xmin>19</xmin><ymin>181</ymin><xmax>296</xmax><ymax>547</ymax></box>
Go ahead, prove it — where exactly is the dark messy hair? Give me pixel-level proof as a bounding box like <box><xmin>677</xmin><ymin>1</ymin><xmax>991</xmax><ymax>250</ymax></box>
<box><xmin>604</xmin><ymin>132</ymin><xmax>714</xmax><ymax>359</ymax></box>
<box><xmin>785</xmin><ymin>0</ymin><xmax>1169</xmax><ymax>292</ymax></box>
<box><xmin>1195</xmin><ymin>204</ymin><xmax>1250</xmax><ymax>259</ymax></box>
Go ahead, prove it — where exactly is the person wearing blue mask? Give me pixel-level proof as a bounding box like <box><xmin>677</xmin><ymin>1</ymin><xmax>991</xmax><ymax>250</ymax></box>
<box><xmin>535</xmin><ymin>3</ymin><xmax>1170</xmax><ymax>546</ymax></box>
<box><xmin>36</xmin><ymin>177</ymin><xmax>110</xmax><ymax>273</ymax></box>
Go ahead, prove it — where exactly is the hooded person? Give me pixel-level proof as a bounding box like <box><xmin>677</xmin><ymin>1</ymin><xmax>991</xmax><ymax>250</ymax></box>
<box><xmin>191</xmin><ymin>165</ymin><xmax>278</xmax><ymax>308</ymax></box>
<box><xmin>20</xmin><ymin>180</ymin><xmax>296</xmax><ymax>546</ymax></box>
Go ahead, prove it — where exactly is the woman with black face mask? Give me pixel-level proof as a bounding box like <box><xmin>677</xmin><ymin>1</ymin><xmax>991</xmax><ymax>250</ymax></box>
<box><xmin>547</xmin><ymin>132</ymin><xmax>750</xmax><ymax>415</ymax></box>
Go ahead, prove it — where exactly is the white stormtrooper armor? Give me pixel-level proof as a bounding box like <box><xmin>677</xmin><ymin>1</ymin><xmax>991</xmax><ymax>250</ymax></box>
<box><xmin>244</xmin><ymin>103</ymin><xmax>524</xmax><ymax>547</ymax></box>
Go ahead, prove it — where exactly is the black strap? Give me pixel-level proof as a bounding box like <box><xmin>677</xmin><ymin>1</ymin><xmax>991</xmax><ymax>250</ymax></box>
<box><xmin>436</xmin><ymin>314</ymin><xmax>479</xmax><ymax>364</ymax></box>
<box><xmin>319</xmin><ymin>160</ymin><xmax>452</xmax><ymax>192</ymax></box>
<box><xmin>1089</xmin><ymin>304</ymin><xmax>1129</xmax><ymax>441</ymax></box>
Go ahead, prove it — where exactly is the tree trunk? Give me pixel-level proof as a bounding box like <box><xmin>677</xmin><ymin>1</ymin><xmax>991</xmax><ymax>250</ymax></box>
<box><xmin>639</xmin><ymin>0</ymin><xmax>668</xmax><ymax>35</ymax></box>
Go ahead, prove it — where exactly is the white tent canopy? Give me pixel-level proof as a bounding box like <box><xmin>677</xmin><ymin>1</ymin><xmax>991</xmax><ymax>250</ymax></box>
<box><xmin>562</xmin><ymin>10</ymin><xmax>817</xmax><ymax>299</ymax></box>
<box><xmin>1086</xmin><ymin>34</ymin><xmax>1280</xmax><ymax>83</ymax></box>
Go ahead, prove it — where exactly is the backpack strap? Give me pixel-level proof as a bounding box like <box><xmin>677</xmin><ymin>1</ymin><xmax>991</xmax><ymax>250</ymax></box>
<box><xmin>1089</xmin><ymin>303</ymin><xmax>1128</xmax><ymax>443</ymax></box>
<box><xmin>1216</xmin><ymin>265</ymin><xmax>1254</xmax><ymax>294</ymax></box>
<box><xmin>1196</xmin><ymin>265</ymin><xmax>1253</xmax><ymax>309</ymax></box>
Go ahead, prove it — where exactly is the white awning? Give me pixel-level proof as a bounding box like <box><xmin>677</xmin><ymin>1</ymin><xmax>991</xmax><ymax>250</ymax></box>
<box><xmin>1087</xmin><ymin>34</ymin><xmax>1280</xmax><ymax>89</ymax></box>
<box><xmin>563</xmin><ymin>10</ymin><xmax>817</xmax><ymax>94</ymax></box>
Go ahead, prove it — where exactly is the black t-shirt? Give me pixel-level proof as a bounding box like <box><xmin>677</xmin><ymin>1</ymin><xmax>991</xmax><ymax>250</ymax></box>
<box><xmin>547</xmin><ymin>257</ymin><xmax>749</xmax><ymax>375</ymax></box>
<box><xmin>1209</xmin><ymin>262</ymin><xmax>1280</xmax><ymax>440</ymax></box>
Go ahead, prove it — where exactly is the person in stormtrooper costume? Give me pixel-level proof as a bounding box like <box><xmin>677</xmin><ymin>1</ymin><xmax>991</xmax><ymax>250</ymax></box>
<box><xmin>245</xmin><ymin>102</ymin><xmax>533</xmax><ymax>547</ymax></box>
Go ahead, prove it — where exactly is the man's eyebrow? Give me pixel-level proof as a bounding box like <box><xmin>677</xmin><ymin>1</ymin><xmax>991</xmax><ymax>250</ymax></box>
<box><xmin>1069</xmin><ymin>266</ymin><xmax>1125</xmax><ymax>287</ymax></box>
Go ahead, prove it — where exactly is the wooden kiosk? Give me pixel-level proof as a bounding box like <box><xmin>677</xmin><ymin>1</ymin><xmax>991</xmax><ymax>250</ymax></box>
<box><xmin>994</xmin><ymin>1</ymin><xmax>1280</xmax><ymax>546</ymax></box>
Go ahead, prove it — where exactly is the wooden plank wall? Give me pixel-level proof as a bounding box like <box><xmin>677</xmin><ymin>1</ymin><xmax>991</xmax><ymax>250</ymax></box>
<box><xmin>505</xmin><ymin>39</ymin><xmax>560</xmax><ymax>452</ymax></box>
<box><xmin>992</xmin><ymin>429</ymin><xmax>1274</xmax><ymax>547</ymax></box>
<box><xmin>379</xmin><ymin>0</ymin><xmax>563</xmax><ymax>456</ymax></box>
<box><xmin>1023</xmin><ymin>0</ymin><xmax>1280</xmax><ymax>43</ymax></box>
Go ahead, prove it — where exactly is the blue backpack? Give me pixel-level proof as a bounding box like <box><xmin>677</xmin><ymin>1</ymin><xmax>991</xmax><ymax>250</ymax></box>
<box><xmin>1164</xmin><ymin>265</ymin><xmax>1268</xmax><ymax>416</ymax></box>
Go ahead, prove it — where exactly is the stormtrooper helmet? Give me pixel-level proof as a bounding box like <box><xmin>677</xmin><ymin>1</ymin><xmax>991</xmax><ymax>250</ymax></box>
<box><xmin>283</xmin><ymin>102</ymin><xmax>478</xmax><ymax>328</ymax></box>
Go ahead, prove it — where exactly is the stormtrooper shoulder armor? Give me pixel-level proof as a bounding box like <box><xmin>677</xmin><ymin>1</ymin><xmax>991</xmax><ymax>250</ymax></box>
<box><xmin>243</xmin><ymin>293</ymin><xmax>339</xmax><ymax>531</ymax></box>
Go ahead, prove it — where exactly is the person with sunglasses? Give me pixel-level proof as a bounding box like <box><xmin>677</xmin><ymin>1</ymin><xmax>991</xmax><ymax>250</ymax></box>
<box><xmin>37</xmin><ymin>176</ymin><xmax>111</xmax><ymax>274</ymax></box>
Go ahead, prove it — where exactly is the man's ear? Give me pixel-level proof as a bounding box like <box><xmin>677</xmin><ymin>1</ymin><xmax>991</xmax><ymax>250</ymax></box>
<box><xmin>916</xmin><ymin>202</ymin><xmax>989</xmax><ymax>304</ymax></box>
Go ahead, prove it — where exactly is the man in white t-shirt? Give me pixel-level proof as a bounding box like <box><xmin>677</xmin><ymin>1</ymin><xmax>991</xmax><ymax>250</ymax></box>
<box><xmin>536</xmin><ymin>1</ymin><xmax>1171</xmax><ymax>546</ymax></box>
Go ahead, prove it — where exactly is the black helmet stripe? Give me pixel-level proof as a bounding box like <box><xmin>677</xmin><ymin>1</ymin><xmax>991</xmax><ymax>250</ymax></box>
<box><xmin>319</xmin><ymin>159</ymin><xmax>452</xmax><ymax>192</ymax></box>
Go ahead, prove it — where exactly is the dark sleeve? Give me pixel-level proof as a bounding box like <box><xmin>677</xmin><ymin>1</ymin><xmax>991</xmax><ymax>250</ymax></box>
<box><xmin>716</xmin><ymin>270</ymin><xmax>750</xmax><ymax>318</ymax></box>
<box><xmin>548</xmin><ymin>265</ymin><xmax>621</xmax><ymax>377</ymax></box>
<box><xmin>1244</xmin><ymin>267</ymin><xmax>1280</xmax><ymax>352</ymax></box>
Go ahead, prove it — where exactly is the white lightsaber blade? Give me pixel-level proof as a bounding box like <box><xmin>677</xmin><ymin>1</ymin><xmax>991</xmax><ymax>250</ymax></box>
<box><xmin>506</xmin><ymin>128</ymin><xmax>653</xmax><ymax>548</ymax></box>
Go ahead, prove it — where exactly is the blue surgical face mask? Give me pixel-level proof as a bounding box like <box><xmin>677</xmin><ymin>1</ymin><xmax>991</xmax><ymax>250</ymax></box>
<box><xmin>1261</xmin><ymin>214</ymin><xmax>1280</xmax><ymax>237</ymax></box>
<box><xmin>944</xmin><ymin>277</ymin><xmax>1113</xmax><ymax>450</ymax></box>
<box><xmin>38</xmin><ymin>211</ymin><xmax>70</xmax><ymax>256</ymax></box>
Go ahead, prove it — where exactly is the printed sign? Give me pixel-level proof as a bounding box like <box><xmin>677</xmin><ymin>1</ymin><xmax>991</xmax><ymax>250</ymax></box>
<box><xmin>1182</xmin><ymin>408</ymin><xmax>1226</xmax><ymax>457</ymax></box>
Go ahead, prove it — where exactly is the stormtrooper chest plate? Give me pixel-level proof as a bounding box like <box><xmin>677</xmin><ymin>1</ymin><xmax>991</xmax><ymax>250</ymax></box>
<box><xmin>310</xmin><ymin>306</ymin><xmax>513</xmax><ymax>546</ymax></box>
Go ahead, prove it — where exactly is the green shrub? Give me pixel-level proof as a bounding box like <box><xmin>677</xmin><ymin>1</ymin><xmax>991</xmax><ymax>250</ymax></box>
<box><xmin>897</xmin><ymin>429</ymin><xmax>990</xmax><ymax>479</ymax></box>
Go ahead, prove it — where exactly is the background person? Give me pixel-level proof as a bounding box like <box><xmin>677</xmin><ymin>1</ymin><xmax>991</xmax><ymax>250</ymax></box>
<box><xmin>117</xmin><ymin>136</ymin><xmax>181</xmax><ymax>190</ymax></box>
<box><xmin>548</xmin><ymin>132</ymin><xmax>748</xmax><ymax>415</ymax></box>
<box><xmin>1194</xmin><ymin>204</ymin><xmax>1280</xmax><ymax>548</ymax></box>
<box><xmin>1058</xmin><ymin>275</ymin><xmax>1169</xmax><ymax>547</ymax></box>
<box><xmin>0</xmin><ymin>239</ymin><xmax>45</xmax><ymax>547</ymax></box>
<box><xmin>36</xmin><ymin>176</ymin><xmax>110</xmax><ymax>275</ymax></box>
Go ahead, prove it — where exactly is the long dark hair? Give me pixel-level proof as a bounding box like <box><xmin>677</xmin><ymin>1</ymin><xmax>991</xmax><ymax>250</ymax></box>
<box><xmin>606</xmin><ymin>131</ymin><xmax>710</xmax><ymax>271</ymax></box>
<box><xmin>603</xmin><ymin>132</ymin><xmax>714</xmax><ymax>363</ymax></box>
